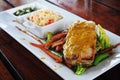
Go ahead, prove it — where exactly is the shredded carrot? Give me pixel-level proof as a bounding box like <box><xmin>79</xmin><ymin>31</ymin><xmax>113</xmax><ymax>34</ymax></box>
<box><xmin>51</xmin><ymin>37</ymin><xmax>65</xmax><ymax>48</ymax></box>
<box><xmin>51</xmin><ymin>32</ymin><xmax>67</xmax><ymax>42</ymax></box>
<box><xmin>45</xmin><ymin>41</ymin><xmax>53</xmax><ymax>47</ymax></box>
<box><xmin>45</xmin><ymin>34</ymin><xmax>66</xmax><ymax>48</ymax></box>
<box><xmin>30</xmin><ymin>42</ymin><xmax>62</xmax><ymax>63</ymax></box>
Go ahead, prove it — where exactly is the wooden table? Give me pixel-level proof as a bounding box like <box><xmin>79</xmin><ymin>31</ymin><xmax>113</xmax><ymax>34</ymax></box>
<box><xmin>0</xmin><ymin>0</ymin><xmax>120</xmax><ymax>80</ymax></box>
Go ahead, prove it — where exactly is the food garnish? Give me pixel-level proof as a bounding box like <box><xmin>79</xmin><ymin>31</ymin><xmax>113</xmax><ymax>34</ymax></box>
<box><xmin>30</xmin><ymin>43</ymin><xmax>63</xmax><ymax>63</ymax></box>
<box><xmin>13</xmin><ymin>7</ymin><xmax>37</xmax><ymax>16</ymax></box>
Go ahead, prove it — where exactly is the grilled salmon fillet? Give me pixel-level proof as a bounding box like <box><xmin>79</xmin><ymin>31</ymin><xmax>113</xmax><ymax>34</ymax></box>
<box><xmin>63</xmin><ymin>21</ymin><xmax>97</xmax><ymax>66</ymax></box>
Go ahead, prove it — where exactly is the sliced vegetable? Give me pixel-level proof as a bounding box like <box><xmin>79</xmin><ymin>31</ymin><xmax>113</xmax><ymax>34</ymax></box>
<box><xmin>97</xmin><ymin>24</ymin><xmax>111</xmax><ymax>50</ymax></box>
<box><xmin>50</xmin><ymin>50</ymin><xmax>63</xmax><ymax>58</ymax></box>
<box><xmin>96</xmin><ymin>40</ymin><xmax>102</xmax><ymax>52</ymax></box>
<box><xmin>51</xmin><ymin>37</ymin><xmax>65</xmax><ymax>48</ymax></box>
<box><xmin>14</xmin><ymin>7</ymin><xmax>37</xmax><ymax>16</ymax></box>
<box><xmin>75</xmin><ymin>64</ymin><xmax>86</xmax><ymax>75</ymax></box>
<box><xmin>100</xmin><ymin>43</ymin><xmax>120</xmax><ymax>54</ymax></box>
<box><xmin>30</xmin><ymin>42</ymin><xmax>62</xmax><ymax>63</ymax></box>
<box><xmin>93</xmin><ymin>53</ymin><xmax>109</xmax><ymax>66</ymax></box>
<box><xmin>51</xmin><ymin>32</ymin><xmax>67</xmax><ymax>42</ymax></box>
<box><xmin>45</xmin><ymin>32</ymin><xmax>67</xmax><ymax>47</ymax></box>
<box><xmin>46</xmin><ymin>32</ymin><xmax>52</xmax><ymax>43</ymax></box>
<box><xmin>55</xmin><ymin>45</ymin><xmax>63</xmax><ymax>52</ymax></box>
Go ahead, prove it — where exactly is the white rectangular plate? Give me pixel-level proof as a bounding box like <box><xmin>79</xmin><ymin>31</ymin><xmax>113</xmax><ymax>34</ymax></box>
<box><xmin>0</xmin><ymin>0</ymin><xmax>120</xmax><ymax>80</ymax></box>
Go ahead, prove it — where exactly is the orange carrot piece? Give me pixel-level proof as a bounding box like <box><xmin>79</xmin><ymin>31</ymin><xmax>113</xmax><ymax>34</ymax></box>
<box><xmin>45</xmin><ymin>42</ymin><xmax>53</xmax><ymax>47</ymax></box>
<box><xmin>51</xmin><ymin>37</ymin><xmax>65</xmax><ymax>48</ymax></box>
<box><xmin>45</xmin><ymin>35</ymin><xmax>66</xmax><ymax>48</ymax></box>
<box><xmin>51</xmin><ymin>32</ymin><xmax>67</xmax><ymax>42</ymax></box>
<box><xmin>30</xmin><ymin>42</ymin><xmax>62</xmax><ymax>63</ymax></box>
<box><xmin>100</xmin><ymin>43</ymin><xmax>120</xmax><ymax>54</ymax></box>
<box><xmin>55</xmin><ymin>45</ymin><xmax>63</xmax><ymax>52</ymax></box>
